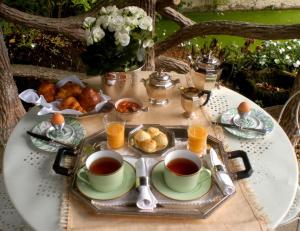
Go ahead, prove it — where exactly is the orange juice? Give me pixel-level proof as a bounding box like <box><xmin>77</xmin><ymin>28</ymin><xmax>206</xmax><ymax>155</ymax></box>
<box><xmin>187</xmin><ymin>125</ymin><xmax>208</xmax><ymax>154</ymax></box>
<box><xmin>106</xmin><ymin>122</ymin><xmax>125</xmax><ymax>149</ymax></box>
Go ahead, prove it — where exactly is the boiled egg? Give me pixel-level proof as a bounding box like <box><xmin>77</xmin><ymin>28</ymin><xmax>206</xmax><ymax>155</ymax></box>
<box><xmin>51</xmin><ymin>113</ymin><xmax>65</xmax><ymax>125</ymax></box>
<box><xmin>238</xmin><ymin>101</ymin><xmax>251</xmax><ymax>113</ymax></box>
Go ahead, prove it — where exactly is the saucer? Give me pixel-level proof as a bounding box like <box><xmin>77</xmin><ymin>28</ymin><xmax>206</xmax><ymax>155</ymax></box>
<box><xmin>76</xmin><ymin>161</ymin><xmax>135</xmax><ymax>200</ymax></box>
<box><xmin>30</xmin><ymin>118</ymin><xmax>85</xmax><ymax>152</ymax></box>
<box><xmin>151</xmin><ymin>161</ymin><xmax>212</xmax><ymax>201</ymax></box>
<box><xmin>220</xmin><ymin>108</ymin><xmax>274</xmax><ymax>139</ymax></box>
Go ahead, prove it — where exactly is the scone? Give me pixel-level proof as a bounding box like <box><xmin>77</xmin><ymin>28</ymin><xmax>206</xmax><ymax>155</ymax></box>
<box><xmin>134</xmin><ymin>130</ymin><xmax>151</xmax><ymax>143</ymax></box>
<box><xmin>153</xmin><ymin>132</ymin><xmax>168</xmax><ymax>149</ymax></box>
<box><xmin>147</xmin><ymin>127</ymin><xmax>161</xmax><ymax>138</ymax></box>
<box><xmin>139</xmin><ymin>139</ymin><xmax>157</xmax><ymax>153</ymax></box>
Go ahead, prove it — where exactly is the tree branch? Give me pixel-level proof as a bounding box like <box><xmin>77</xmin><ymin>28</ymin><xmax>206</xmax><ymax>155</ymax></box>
<box><xmin>157</xmin><ymin>7</ymin><xmax>194</xmax><ymax>27</ymax></box>
<box><xmin>155</xmin><ymin>21</ymin><xmax>300</xmax><ymax>55</ymax></box>
<box><xmin>0</xmin><ymin>3</ymin><xmax>85</xmax><ymax>41</ymax></box>
<box><xmin>12</xmin><ymin>64</ymin><xmax>89</xmax><ymax>81</ymax></box>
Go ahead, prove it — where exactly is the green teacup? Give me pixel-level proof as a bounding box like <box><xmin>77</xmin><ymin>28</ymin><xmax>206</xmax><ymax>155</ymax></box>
<box><xmin>163</xmin><ymin>149</ymin><xmax>211</xmax><ymax>193</ymax></box>
<box><xmin>77</xmin><ymin>150</ymin><xmax>124</xmax><ymax>192</ymax></box>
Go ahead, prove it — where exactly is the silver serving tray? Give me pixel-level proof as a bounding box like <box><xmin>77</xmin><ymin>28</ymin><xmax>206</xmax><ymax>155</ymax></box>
<box><xmin>55</xmin><ymin>125</ymin><xmax>252</xmax><ymax>218</ymax></box>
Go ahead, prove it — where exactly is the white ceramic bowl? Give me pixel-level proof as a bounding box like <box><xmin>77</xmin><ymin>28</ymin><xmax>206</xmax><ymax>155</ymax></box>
<box><xmin>114</xmin><ymin>98</ymin><xmax>146</xmax><ymax>121</ymax></box>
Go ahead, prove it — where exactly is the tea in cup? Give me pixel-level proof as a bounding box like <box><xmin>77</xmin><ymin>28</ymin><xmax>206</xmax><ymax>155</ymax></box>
<box><xmin>103</xmin><ymin>114</ymin><xmax>126</xmax><ymax>149</ymax></box>
<box><xmin>77</xmin><ymin>150</ymin><xmax>124</xmax><ymax>192</ymax></box>
<box><xmin>187</xmin><ymin>124</ymin><xmax>208</xmax><ymax>155</ymax></box>
<box><xmin>163</xmin><ymin>150</ymin><xmax>211</xmax><ymax>192</ymax></box>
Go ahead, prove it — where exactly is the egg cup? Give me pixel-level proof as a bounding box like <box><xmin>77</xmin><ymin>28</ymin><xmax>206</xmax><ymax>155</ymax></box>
<box><xmin>233</xmin><ymin>110</ymin><xmax>260</xmax><ymax>128</ymax></box>
<box><xmin>46</xmin><ymin>124</ymin><xmax>75</xmax><ymax>141</ymax></box>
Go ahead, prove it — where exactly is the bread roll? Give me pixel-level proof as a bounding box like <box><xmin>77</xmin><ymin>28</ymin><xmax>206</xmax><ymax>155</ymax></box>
<box><xmin>78</xmin><ymin>87</ymin><xmax>101</xmax><ymax>112</ymax></box>
<box><xmin>139</xmin><ymin>139</ymin><xmax>157</xmax><ymax>153</ymax></box>
<box><xmin>134</xmin><ymin>130</ymin><xmax>151</xmax><ymax>143</ymax></box>
<box><xmin>147</xmin><ymin>127</ymin><xmax>161</xmax><ymax>138</ymax></box>
<box><xmin>153</xmin><ymin>132</ymin><xmax>168</xmax><ymax>149</ymax></box>
<box><xmin>38</xmin><ymin>81</ymin><xmax>56</xmax><ymax>102</ymax></box>
<box><xmin>59</xmin><ymin>96</ymin><xmax>86</xmax><ymax>113</ymax></box>
<box><xmin>55</xmin><ymin>82</ymin><xmax>82</xmax><ymax>100</ymax></box>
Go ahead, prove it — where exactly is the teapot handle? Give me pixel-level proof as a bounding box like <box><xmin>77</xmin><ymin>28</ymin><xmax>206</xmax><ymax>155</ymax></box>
<box><xmin>198</xmin><ymin>90</ymin><xmax>211</xmax><ymax>106</ymax></box>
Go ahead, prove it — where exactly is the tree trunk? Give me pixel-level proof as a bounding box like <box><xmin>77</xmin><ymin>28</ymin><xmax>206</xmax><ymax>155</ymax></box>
<box><xmin>279</xmin><ymin>70</ymin><xmax>300</xmax><ymax>146</ymax></box>
<box><xmin>0</xmin><ymin>29</ymin><xmax>25</xmax><ymax>144</ymax></box>
<box><xmin>140</xmin><ymin>0</ymin><xmax>156</xmax><ymax>71</ymax></box>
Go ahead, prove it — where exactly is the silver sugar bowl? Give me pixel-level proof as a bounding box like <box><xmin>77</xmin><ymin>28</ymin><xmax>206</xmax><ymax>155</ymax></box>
<box><xmin>141</xmin><ymin>71</ymin><xmax>180</xmax><ymax>105</ymax></box>
<box><xmin>180</xmin><ymin>87</ymin><xmax>211</xmax><ymax>118</ymax></box>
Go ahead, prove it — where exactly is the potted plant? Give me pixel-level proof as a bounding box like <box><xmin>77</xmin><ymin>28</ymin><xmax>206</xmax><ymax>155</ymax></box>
<box><xmin>81</xmin><ymin>5</ymin><xmax>154</xmax><ymax>76</ymax></box>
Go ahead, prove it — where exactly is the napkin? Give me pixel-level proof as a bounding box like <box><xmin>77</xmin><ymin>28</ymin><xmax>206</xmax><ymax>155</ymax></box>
<box><xmin>18</xmin><ymin>76</ymin><xmax>110</xmax><ymax>115</ymax></box>
<box><xmin>135</xmin><ymin>158</ymin><xmax>157</xmax><ymax>210</ymax></box>
<box><xmin>205</xmin><ymin>148</ymin><xmax>235</xmax><ymax>196</ymax></box>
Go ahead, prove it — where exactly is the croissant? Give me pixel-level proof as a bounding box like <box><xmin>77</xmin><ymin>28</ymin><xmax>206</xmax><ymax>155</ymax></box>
<box><xmin>55</xmin><ymin>82</ymin><xmax>82</xmax><ymax>100</ymax></box>
<box><xmin>78</xmin><ymin>87</ymin><xmax>101</xmax><ymax>112</ymax></box>
<box><xmin>59</xmin><ymin>96</ymin><xmax>86</xmax><ymax>113</ymax></box>
<box><xmin>38</xmin><ymin>81</ymin><xmax>57</xmax><ymax>103</ymax></box>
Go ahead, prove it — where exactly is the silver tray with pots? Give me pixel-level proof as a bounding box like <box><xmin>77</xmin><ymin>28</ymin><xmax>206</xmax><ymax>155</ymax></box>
<box><xmin>53</xmin><ymin>125</ymin><xmax>253</xmax><ymax>218</ymax></box>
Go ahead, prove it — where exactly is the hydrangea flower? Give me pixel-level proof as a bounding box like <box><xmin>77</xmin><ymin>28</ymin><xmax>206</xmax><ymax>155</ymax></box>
<box><xmin>82</xmin><ymin>5</ymin><xmax>154</xmax><ymax>75</ymax></box>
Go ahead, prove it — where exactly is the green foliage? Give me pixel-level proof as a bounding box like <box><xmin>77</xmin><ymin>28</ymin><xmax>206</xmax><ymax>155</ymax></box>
<box><xmin>224</xmin><ymin>39</ymin><xmax>300</xmax><ymax>75</ymax></box>
<box><xmin>4</xmin><ymin>0</ymin><xmax>49</xmax><ymax>16</ymax></box>
<box><xmin>81</xmin><ymin>30</ymin><xmax>143</xmax><ymax>75</ymax></box>
<box><xmin>71</xmin><ymin>0</ymin><xmax>98</xmax><ymax>12</ymax></box>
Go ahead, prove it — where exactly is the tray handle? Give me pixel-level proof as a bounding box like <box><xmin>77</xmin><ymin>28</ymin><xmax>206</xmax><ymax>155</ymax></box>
<box><xmin>53</xmin><ymin>147</ymin><xmax>76</xmax><ymax>176</ymax></box>
<box><xmin>227</xmin><ymin>150</ymin><xmax>253</xmax><ymax>180</ymax></box>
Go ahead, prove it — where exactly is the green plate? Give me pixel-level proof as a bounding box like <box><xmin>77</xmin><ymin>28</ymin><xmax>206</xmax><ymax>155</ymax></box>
<box><xmin>76</xmin><ymin>161</ymin><xmax>135</xmax><ymax>200</ymax></box>
<box><xmin>30</xmin><ymin>118</ymin><xmax>86</xmax><ymax>152</ymax></box>
<box><xmin>220</xmin><ymin>108</ymin><xmax>274</xmax><ymax>139</ymax></box>
<box><xmin>151</xmin><ymin>161</ymin><xmax>212</xmax><ymax>201</ymax></box>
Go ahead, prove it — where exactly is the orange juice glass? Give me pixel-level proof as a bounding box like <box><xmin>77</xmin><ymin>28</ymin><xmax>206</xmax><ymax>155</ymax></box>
<box><xmin>103</xmin><ymin>114</ymin><xmax>125</xmax><ymax>149</ymax></box>
<box><xmin>187</xmin><ymin>125</ymin><xmax>208</xmax><ymax>154</ymax></box>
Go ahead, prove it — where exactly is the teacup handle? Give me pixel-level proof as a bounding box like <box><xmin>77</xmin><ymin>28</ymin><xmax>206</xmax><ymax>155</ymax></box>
<box><xmin>198</xmin><ymin>90</ymin><xmax>211</xmax><ymax>106</ymax></box>
<box><xmin>77</xmin><ymin>168</ymin><xmax>90</xmax><ymax>186</ymax></box>
<box><xmin>199</xmin><ymin>167</ymin><xmax>211</xmax><ymax>181</ymax></box>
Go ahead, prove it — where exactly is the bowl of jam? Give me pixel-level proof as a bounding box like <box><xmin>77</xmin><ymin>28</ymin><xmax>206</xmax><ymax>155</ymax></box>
<box><xmin>114</xmin><ymin>98</ymin><xmax>148</xmax><ymax>121</ymax></box>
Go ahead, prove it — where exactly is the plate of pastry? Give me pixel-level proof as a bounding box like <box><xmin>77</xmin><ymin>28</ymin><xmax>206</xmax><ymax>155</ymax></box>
<box><xmin>19</xmin><ymin>76</ymin><xmax>111</xmax><ymax>115</ymax></box>
<box><xmin>128</xmin><ymin>124</ymin><xmax>175</xmax><ymax>156</ymax></box>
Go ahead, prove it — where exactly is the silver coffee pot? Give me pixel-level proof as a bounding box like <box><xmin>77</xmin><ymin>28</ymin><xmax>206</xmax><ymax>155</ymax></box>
<box><xmin>141</xmin><ymin>71</ymin><xmax>180</xmax><ymax>105</ymax></box>
<box><xmin>189</xmin><ymin>53</ymin><xmax>222</xmax><ymax>91</ymax></box>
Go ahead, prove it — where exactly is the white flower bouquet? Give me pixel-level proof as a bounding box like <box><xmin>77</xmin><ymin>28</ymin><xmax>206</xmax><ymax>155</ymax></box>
<box><xmin>81</xmin><ymin>6</ymin><xmax>154</xmax><ymax>75</ymax></box>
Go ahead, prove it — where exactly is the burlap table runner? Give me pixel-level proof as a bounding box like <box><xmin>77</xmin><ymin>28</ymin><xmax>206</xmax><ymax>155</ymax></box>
<box><xmin>60</xmin><ymin>72</ymin><xmax>270</xmax><ymax>231</ymax></box>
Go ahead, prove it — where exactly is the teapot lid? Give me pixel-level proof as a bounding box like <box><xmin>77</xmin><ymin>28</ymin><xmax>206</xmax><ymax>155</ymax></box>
<box><xmin>149</xmin><ymin>71</ymin><xmax>174</xmax><ymax>88</ymax></box>
<box><xmin>194</xmin><ymin>54</ymin><xmax>220</xmax><ymax>73</ymax></box>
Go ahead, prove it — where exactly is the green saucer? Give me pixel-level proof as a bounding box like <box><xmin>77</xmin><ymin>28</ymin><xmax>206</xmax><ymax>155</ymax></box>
<box><xmin>76</xmin><ymin>161</ymin><xmax>135</xmax><ymax>200</ymax></box>
<box><xmin>151</xmin><ymin>161</ymin><xmax>212</xmax><ymax>201</ymax></box>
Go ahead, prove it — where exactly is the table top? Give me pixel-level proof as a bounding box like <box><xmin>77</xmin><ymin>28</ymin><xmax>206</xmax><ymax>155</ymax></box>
<box><xmin>3</xmin><ymin>73</ymin><xmax>299</xmax><ymax>231</ymax></box>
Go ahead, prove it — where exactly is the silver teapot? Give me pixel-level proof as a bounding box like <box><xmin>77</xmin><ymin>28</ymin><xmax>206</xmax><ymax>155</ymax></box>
<box><xmin>141</xmin><ymin>71</ymin><xmax>180</xmax><ymax>105</ymax></box>
<box><xmin>180</xmin><ymin>87</ymin><xmax>211</xmax><ymax>118</ymax></box>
